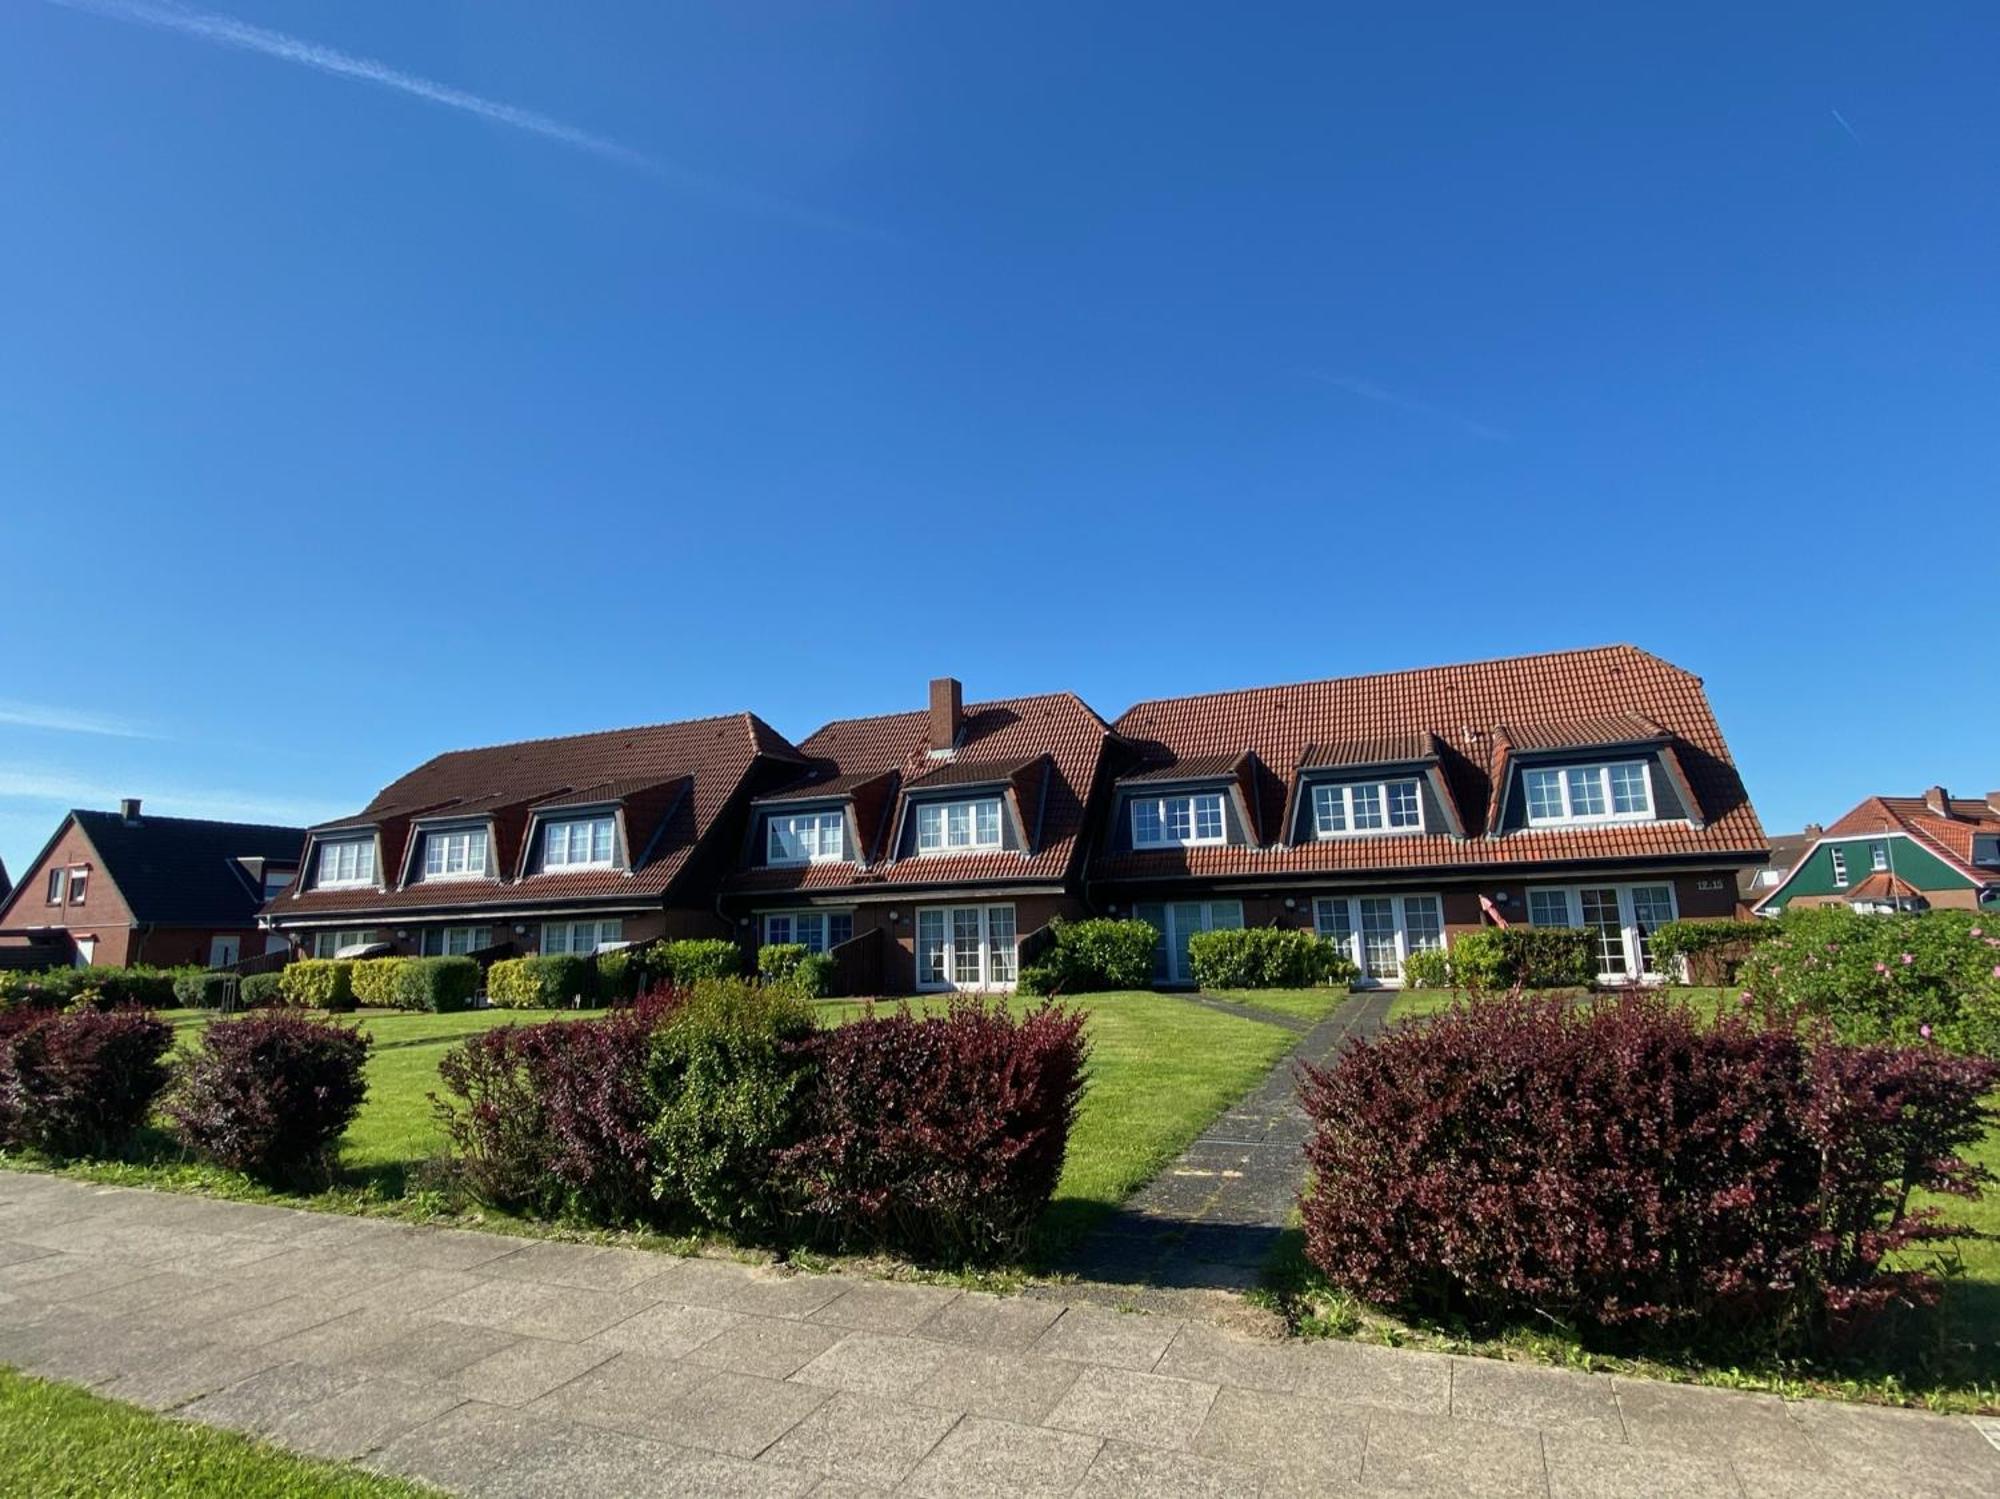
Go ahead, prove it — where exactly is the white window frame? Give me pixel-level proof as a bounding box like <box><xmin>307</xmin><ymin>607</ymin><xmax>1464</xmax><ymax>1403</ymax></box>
<box><xmin>540</xmin><ymin>918</ymin><xmax>624</xmax><ymax>956</ymax></box>
<box><xmin>1312</xmin><ymin>893</ymin><xmax>1444</xmax><ymax>986</ymax></box>
<box><xmin>315</xmin><ymin>836</ymin><xmax>377</xmax><ymax>889</ymax></box>
<box><xmin>914</xmin><ymin>797</ymin><xmax>1005</xmax><ymax>854</ymax></box>
<box><xmin>1829</xmin><ymin>847</ymin><xmax>1849</xmax><ymax>888</ymax></box>
<box><xmin>44</xmin><ymin>868</ymin><xmax>65</xmax><ymax>904</ymax></box>
<box><xmin>422</xmin><ymin>827</ymin><xmax>490</xmax><ymax>882</ymax></box>
<box><xmin>1130</xmin><ymin>791</ymin><xmax>1229</xmax><ymax>849</ymax></box>
<box><xmin>263</xmin><ymin>868</ymin><xmax>294</xmax><ymax>898</ymax></box>
<box><xmin>1520</xmin><ymin>760</ymin><xmax>1655</xmax><ymax>827</ymax></box>
<box><xmin>1869</xmin><ymin>841</ymin><xmax>1889</xmax><ymax>873</ymax></box>
<box><xmin>543</xmin><ymin>815</ymin><xmax>617</xmax><ymax>871</ymax></box>
<box><xmin>1131</xmin><ymin>899</ymin><xmax>1244</xmax><ymax>986</ymax></box>
<box><xmin>313</xmin><ymin>928</ymin><xmax>378</xmax><ymax>958</ymax></box>
<box><xmin>66</xmin><ymin>867</ymin><xmax>88</xmax><ymax>906</ymax></box>
<box><xmin>914</xmin><ymin>903</ymin><xmax>1018</xmax><ymax>991</ymax></box>
<box><xmin>1975</xmin><ymin>835</ymin><xmax>2000</xmax><ymax>869</ymax></box>
<box><xmin>766</xmin><ymin>810</ymin><xmax>846</xmax><ymax>866</ymax></box>
<box><xmin>1524</xmin><ymin>882</ymin><xmax>1679</xmax><ymax>982</ymax></box>
<box><xmin>1310</xmin><ymin>779</ymin><xmax>1425</xmax><ymax>839</ymax></box>
<box><xmin>761</xmin><ymin>910</ymin><xmax>855</xmax><ymax>954</ymax></box>
<box><xmin>421</xmin><ymin>926</ymin><xmax>493</xmax><ymax>957</ymax></box>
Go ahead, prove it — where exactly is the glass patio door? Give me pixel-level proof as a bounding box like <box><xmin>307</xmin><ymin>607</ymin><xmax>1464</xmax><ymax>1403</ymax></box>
<box><xmin>1537</xmin><ymin>883</ymin><xmax>1678</xmax><ymax>981</ymax></box>
<box><xmin>915</xmin><ymin>903</ymin><xmax>1018</xmax><ymax>991</ymax></box>
<box><xmin>1133</xmin><ymin>900</ymin><xmax>1243</xmax><ymax>985</ymax></box>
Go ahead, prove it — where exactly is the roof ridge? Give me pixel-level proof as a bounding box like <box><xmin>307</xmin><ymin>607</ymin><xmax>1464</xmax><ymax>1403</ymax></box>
<box><xmin>1115</xmin><ymin>644</ymin><xmax>1660</xmax><ymax>720</ymax></box>
<box><xmin>801</xmin><ymin>690</ymin><xmax>1094</xmax><ymax>737</ymax></box>
<box><xmin>71</xmin><ymin>807</ymin><xmax>309</xmax><ymax>834</ymax></box>
<box><xmin>415</xmin><ymin>709</ymin><xmax>773</xmax><ymax>763</ymax></box>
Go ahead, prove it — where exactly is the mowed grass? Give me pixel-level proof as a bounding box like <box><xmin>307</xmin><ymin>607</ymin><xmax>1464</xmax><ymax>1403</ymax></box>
<box><xmin>815</xmin><ymin>991</ymin><xmax>1300</xmax><ymax>1258</ymax></box>
<box><xmin>1203</xmin><ymin>988</ymin><xmax>1350</xmax><ymax>1025</ymax></box>
<box><xmin>0</xmin><ymin>1368</ymin><xmax>431</xmax><ymax>1499</ymax></box>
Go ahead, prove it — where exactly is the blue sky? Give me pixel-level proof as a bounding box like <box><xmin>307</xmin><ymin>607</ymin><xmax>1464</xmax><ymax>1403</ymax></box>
<box><xmin>2</xmin><ymin>1</ymin><xmax>1995</xmax><ymax>878</ymax></box>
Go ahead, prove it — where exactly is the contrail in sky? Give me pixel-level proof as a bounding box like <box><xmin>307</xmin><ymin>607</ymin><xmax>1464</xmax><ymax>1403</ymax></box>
<box><xmin>1830</xmin><ymin>108</ymin><xmax>1861</xmax><ymax>144</ymax></box>
<box><xmin>40</xmin><ymin>0</ymin><xmax>884</xmax><ymax>237</ymax></box>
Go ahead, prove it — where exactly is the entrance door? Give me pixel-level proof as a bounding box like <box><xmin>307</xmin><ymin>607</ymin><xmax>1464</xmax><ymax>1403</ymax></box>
<box><xmin>1549</xmin><ymin>884</ymin><xmax>1677</xmax><ymax>982</ymax></box>
<box><xmin>208</xmin><ymin>935</ymin><xmax>241</xmax><ymax>969</ymax></box>
<box><xmin>915</xmin><ymin>904</ymin><xmax>1018</xmax><ymax>991</ymax></box>
<box><xmin>1133</xmin><ymin>900</ymin><xmax>1244</xmax><ymax>985</ymax></box>
<box><xmin>1576</xmin><ymin>888</ymin><xmax>1627</xmax><ymax>981</ymax></box>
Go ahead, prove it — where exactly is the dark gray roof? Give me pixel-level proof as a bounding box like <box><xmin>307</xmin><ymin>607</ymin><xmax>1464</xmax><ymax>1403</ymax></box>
<box><xmin>71</xmin><ymin>809</ymin><xmax>305</xmax><ymax>925</ymax></box>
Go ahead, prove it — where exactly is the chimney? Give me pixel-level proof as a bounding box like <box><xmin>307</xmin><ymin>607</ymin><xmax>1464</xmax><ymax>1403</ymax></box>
<box><xmin>928</xmin><ymin>677</ymin><xmax>963</xmax><ymax>753</ymax></box>
<box><xmin>120</xmin><ymin>797</ymin><xmax>142</xmax><ymax>825</ymax></box>
<box><xmin>1987</xmin><ymin>791</ymin><xmax>2000</xmax><ymax>817</ymax></box>
<box><xmin>1803</xmin><ymin>823</ymin><xmax>1823</xmax><ymax>839</ymax></box>
<box><xmin>1924</xmin><ymin>785</ymin><xmax>1951</xmax><ymax>818</ymax></box>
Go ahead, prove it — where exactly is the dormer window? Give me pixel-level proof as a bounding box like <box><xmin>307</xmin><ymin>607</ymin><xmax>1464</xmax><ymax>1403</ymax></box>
<box><xmin>767</xmin><ymin>810</ymin><xmax>845</xmax><ymax>865</ymax></box>
<box><xmin>1313</xmin><ymin>779</ymin><xmax>1423</xmax><ymax>838</ymax></box>
<box><xmin>1974</xmin><ymin>835</ymin><xmax>2000</xmax><ymax>868</ymax></box>
<box><xmin>263</xmin><ymin>867</ymin><xmax>295</xmax><ymax>898</ymax></box>
<box><xmin>422</xmin><ymin>827</ymin><xmax>490</xmax><ymax>880</ymax></box>
<box><xmin>1132</xmin><ymin>791</ymin><xmax>1226</xmax><ymax>849</ymax></box>
<box><xmin>316</xmin><ymin>836</ymin><xmax>377</xmax><ymax>888</ymax></box>
<box><xmin>1522</xmin><ymin>761</ymin><xmax>1653</xmax><ymax>827</ymax></box>
<box><xmin>544</xmin><ymin>815</ymin><xmax>615</xmax><ymax>870</ymax></box>
<box><xmin>916</xmin><ymin>797</ymin><xmax>1003</xmax><ymax>854</ymax></box>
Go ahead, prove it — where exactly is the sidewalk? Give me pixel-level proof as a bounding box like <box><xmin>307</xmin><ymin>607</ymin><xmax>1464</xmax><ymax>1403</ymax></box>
<box><xmin>2</xmin><ymin>1170</ymin><xmax>1995</xmax><ymax>1497</ymax></box>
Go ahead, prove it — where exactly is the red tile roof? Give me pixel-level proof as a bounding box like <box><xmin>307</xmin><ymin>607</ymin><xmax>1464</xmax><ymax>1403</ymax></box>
<box><xmin>727</xmin><ymin>693</ymin><xmax>1112</xmax><ymax>897</ymax></box>
<box><xmin>1841</xmin><ymin>871</ymin><xmax>1925</xmax><ymax>902</ymax></box>
<box><xmin>1096</xmin><ymin>645</ymin><xmax>1764</xmax><ymax>881</ymax></box>
<box><xmin>1824</xmin><ymin>795</ymin><xmax>2000</xmax><ymax>882</ymax></box>
<box><xmin>271</xmin><ymin>714</ymin><xmax>801</xmax><ymax>920</ymax></box>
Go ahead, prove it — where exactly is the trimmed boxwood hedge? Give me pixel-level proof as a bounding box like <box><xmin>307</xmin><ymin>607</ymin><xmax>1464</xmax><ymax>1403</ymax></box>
<box><xmin>394</xmin><ymin>956</ymin><xmax>479</xmax><ymax>1013</ymax></box>
<box><xmin>488</xmin><ymin>954</ymin><xmax>594</xmax><ymax>1009</ymax></box>
<box><xmin>276</xmin><ymin>959</ymin><xmax>356</xmax><ymax>1012</ymax></box>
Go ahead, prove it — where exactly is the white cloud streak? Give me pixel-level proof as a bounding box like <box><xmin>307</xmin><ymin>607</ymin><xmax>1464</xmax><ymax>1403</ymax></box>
<box><xmin>0</xmin><ymin>699</ymin><xmax>163</xmax><ymax>740</ymax></box>
<box><xmin>43</xmin><ymin>0</ymin><xmax>884</xmax><ymax>237</ymax></box>
<box><xmin>1305</xmin><ymin>372</ymin><xmax>1509</xmax><ymax>442</ymax></box>
<box><xmin>0</xmin><ymin>766</ymin><xmax>347</xmax><ymax>827</ymax></box>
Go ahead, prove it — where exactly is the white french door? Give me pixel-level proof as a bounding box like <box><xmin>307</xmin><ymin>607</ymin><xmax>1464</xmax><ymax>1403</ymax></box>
<box><xmin>1132</xmin><ymin>900</ymin><xmax>1243</xmax><ymax>985</ymax></box>
<box><xmin>1312</xmin><ymin>893</ymin><xmax>1444</xmax><ymax>986</ymax></box>
<box><xmin>915</xmin><ymin>903</ymin><xmax>1017</xmax><ymax>991</ymax></box>
<box><xmin>1527</xmin><ymin>882</ymin><xmax>1677</xmax><ymax>981</ymax></box>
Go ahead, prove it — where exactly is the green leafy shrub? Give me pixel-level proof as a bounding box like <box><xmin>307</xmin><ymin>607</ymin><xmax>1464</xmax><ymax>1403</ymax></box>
<box><xmin>487</xmin><ymin>954</ymin><xmax>593</xmax><ymax>1009</ymax></box>
<box><xmin>276</xmin><ymin>959</ymin><xmax>355</xmax><ymax>1012</ymax></box>
<box><xmin>1017</xmin><ymin>963</ymin><xmax>1059</xmax><ymax>997</ymax></box>
<box><xmin>171</xmin><ymin>971</ymin><xmax>235</xmax><ymax>1009</ymax></box>
<box><xmin>593</xmin><ymin>946</ymin><xmax>642</xmax><ymax>1002</ymax></box>
<box><xmin>239</xmin><ymin>972</ymin><xmax>284</xmax><ymax>1008</ymax></box>
<box><xmin>393</xmin><ymin>956</ymin><xmax>478</xmax><ymax>1013</ymax></box>
<box><xmin>1497</xmin><ymin>926</ymin><xmax>1596</xmax><ymax>988</ymax></box>
<box><xmin>1033</xmin><ymin>918</ymin><xmax>1158</xmax><ymax>993</ymax></box>
<box><xmin>1738</xmin><ymin>907</ymin><xmax>2000</xmax><ymax>1055</ymax></box>
<box><xmin>1444</xmin><ymin>929</ymin><xmax>1508</xmax><ymax>992</ymax></box>
<box><xmin>648</xmin><ymin>978</ymin><xmax>818</xmax><ymax>1233</ymax></box>
<box><xmin>1187</xmin><ymin>926</ymin><xmax>1348</xmax><ymax>989</ymax></box>
<box><xmin>350</xmin><ymin>957</ymin><xmax>410</xmax><ymax>1008</ymax></box>
<box><xmin>1400</xmin><ymin>947</ymin><xmax>1453</xmax><ymax>990</ymax></box>
<box><xmin>652</xmin><ymin>938</ymin><xmax>743</xmax><ymax>985</ymax></box>
<box><xmin>0</xmin><ymin>965</ymin><xmax>186</xmax><ymax>1012</ymax></box>
<box><xmin>756</xmin><ymin>943</ymin><xmax>811</xmax><ymax>983</ymax></box>
<box><xmin>1650</xmin><ymin>919</ymin><xmax>1769</xmax><ymax>985</ymax></box>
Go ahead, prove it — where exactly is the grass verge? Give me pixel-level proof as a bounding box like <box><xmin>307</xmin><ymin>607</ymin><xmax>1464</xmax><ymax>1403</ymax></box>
<box><xmin>0</xmin><ymin>1367</ymin><xmax>434</xmax><ymax>1498</ymax></box>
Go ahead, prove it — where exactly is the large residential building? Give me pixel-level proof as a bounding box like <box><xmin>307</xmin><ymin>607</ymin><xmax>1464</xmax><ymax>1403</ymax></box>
<box><xmin>719</xmin><ymin>679</ymin><xmax>1115</xmax><ymax>994</ymax></box>
<box><xmin>1090</xmin><ymin>646</ymin><xmax>1766</xmax><ymax>987</ymax></box>
<box><xmin>0</xmin><ymin>801</ymin><xmax>303</xmax><ymax>969</ymax></box>
<box><xmin>1752</xmin><ymin>788</ymin><xmax>2000</xmax><ymax>916</ymax></box>
<box><xmin>262</xmin><ymin>714</ymin><xmax>806</xmax><ymax>959</ymax></box>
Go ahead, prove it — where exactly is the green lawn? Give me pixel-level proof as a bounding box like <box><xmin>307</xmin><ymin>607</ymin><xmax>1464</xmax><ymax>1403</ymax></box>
<box><xmin>1202</xmin><ymin>987</ymin><xmax>1350</xmax><ymax>1025</ymax></box>
<box><xmin>0</xmin><ymin>1368</ymin><xmax>433</xmax><ymax>1498</ymax></box>
<box><xmin>814</xmin><ymin>991</ymin><xmax>1299</xmax><ymax>1259</ymax></box>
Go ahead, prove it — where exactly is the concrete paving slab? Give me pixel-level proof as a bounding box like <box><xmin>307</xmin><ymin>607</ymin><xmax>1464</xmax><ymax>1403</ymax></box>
<box><xmin>479</xmin><ymin>1238</ymin><xmax>671</xmax><ymax>1293</ymax></box>
<box><xmin>1029</xmin><ymin>1304</ymin><xmax>1181</xmax><ymax>1370</ymax></box>
<box><xmin>911</xmin><ymin>1290</ymin><xmax>1063</xmax><ymax>1352</ymax></box>
<box><xmin>444</xmin><ymin>1334</ymin><xmax>616</xmax><ymax>1407</ymax></box>
<box><xmin>757</xmin><ymin>1390</ymin><xmax>963</xmax><ymax>1489</ymax></box>
<box><xmin>585</xmin><ymin>1299</ymin><xmax>745</xmax><ymax>1360</ymax></box>
<box><xmin>1192</xmin><ymin>1385</ymin><xmax>1367</xmax><ymax>1487</ymax></box>
<box><xmin>96</xmin><ymin>1337</ymin><xmax>292</xmax><ymax>1411</ymax></box>
<box><xmin>1610</xmin><ymin>1378</ymin><xmax>1821</xmax><ymax>1466</ymax></box>
<box><xmin>789</xmin><ymin>1331</ymin><xmax>951</xmax><ymax>1399</ymax></box>
<box><xmin>363</xmin><ymin>1399</ymin><xmax>573</xmax><ymax>1490</ymax></box>
<box><xmin>1155</xmin><ymin>1321</ymin><xmax>1306</xmax><ymax>1394</ymax></box>
<box><xmin>906</xmin><ymin>1344</ymin><xmax>1083</xmax><ymax>1424</ymax></box>
<box><xmin>1072</xmin><ymin>1439</ymin><xmax>1266</xmax><ymax>1498</ymax></box>
<box><xmin>486</xmin><ymin>1421</ymin><xmax>817</xmax><ymax>1499</ymax></box>
<box><xmin>1451</xmin><ymin>1357</ymin><xmax>1625</xmax><ymax>1440</ymax></box>
<box><xmin>526</xmin><ymin>1350</ymin><xmax>705</xmax><ymax>1443</ymax></box>
<box><xmin>646</xmin><ymin>1256</ymin><xmax>851</xmax><ymax>1320</ymax></box>
<box><xmin>178</xmin><ymin>1359</ymin><xmax>368</xmax><ymax>1436</ymax></box>
<box><xmin>265</xmin><ymin>1373</ymin><xmax>467</xmax><ymax>1460</ymax></box>
<box><xmin>427</xmin><ymin>1277</ymin><xmax>664</xmax><ymax>1341</ymax></box>
<box><xmin>338</xmin><ymin>1317</ymin><xmax>522</xmax><ymax>1382</ymax></box>
<box><xmin>1786</xmin><ymin>1398</ymin><xmax>2000</xmax><ymax>1499</ymax></box>
<box><xmin>807</xmin><ymin>1279</ymin><xmax>961</xmax><ymax>1335</ymax></box>
<box><xmin>654</xmin><ymin>1366</ymin><xmax>833</xmax><ymax>1459</ymax></box>
<box><xmin>902</xmin><ymin>1414</ymin><xmax>1102</xmax><ymax>1499</ymax></box>
<box><xmin>1360</xmin><ymin>1408</ymin><xmax>1552</xmax><ymax>1499</ymax></box>
<box><xmin>1045</xmin><ymin>1364</ymin><xmax>1219</xmax><ymax>1450</ymax></box>
<box><xmin>685</xmin><ymin>1313</ymin><xmax>848</xmax><ymax>1379</ymax></box>
<box><xmin>1543</xmin><ymin>1434</ymin><xmax>1742</xmax><ymax>1498</ymax></box>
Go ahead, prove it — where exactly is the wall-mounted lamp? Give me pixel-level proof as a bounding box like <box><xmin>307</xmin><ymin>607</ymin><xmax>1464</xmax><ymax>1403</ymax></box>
<box><xmin>512</xmin><ymin>923</ymin><xmax>528</xmax><ymax>935</ymax></box>
<box><xmin>886</xmin><ymin>910</ymin><xmax>900</xmax><ymax>924</ymax></box>
<box><xmin>1282</xmin><ymin>897</ymin><xmax>1296</xmax><ymax>910</ymax></box>
<box><xmin>737</xmin><ymin>917</ymin><xmax>751</xmax><ymax>928</ymax></box>
<box><xmin>395</xmin><ymin>929</ymin><xmax>409</xmax><ymax>940</ymax></box>
<box><xmin>1490</xmin><ymin>892</ymin><xmax>1511</xmax><ymax>905</ymax></box>
<box><xmin>1106</xmin><ymin>903</ymin><xmax>1119</xmax><ymax>915</ymax></box>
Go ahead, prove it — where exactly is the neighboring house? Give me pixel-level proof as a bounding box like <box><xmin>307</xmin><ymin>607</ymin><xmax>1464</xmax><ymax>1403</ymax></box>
<box><xmin>1738</xmin><ymin>827</ymin><xmax>1817</xmax><ymax>909</ymax></box>
<box><xmin>1090</xmin><ymin>646</ymin><xmax>1767</xmax><ymax>987</ymax></box>
<box><xmin>1752</xmin><ymin>788</ymin><xmax>2000</xmax><ymax>915</ymax></box>
<box><xmin>0</xmin><ymin>856</ymin><xmax>10</xmax><ymax>907</ymax></box>
<box><xmin>720</xmin><ymin>678</ymin><xmax>1115</xmax><ymax>994</ymax></box>
<box><xmin>0</xmin><ymin>800</ymin><xmax>303</xmax><ymax>969</ymax></box>
<box><xmin>262</xmin><ymin>715</ymin><xmax>806</xmax><ymax>959</ymax></box>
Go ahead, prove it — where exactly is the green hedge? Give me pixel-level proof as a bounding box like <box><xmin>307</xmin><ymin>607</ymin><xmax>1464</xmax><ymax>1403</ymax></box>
<box><xmin>350</xmin><ymin>957</ymin><xmax>408</xmax><ymax>1008</ymax></box>
<box><xmin>1400</xmin><ymin>947</ymin><xmax>1453</xmax><ymax>990</ymax></box>
<box><xmin>1020</xmin><ymin>918</ymin><xmax>1158</xmax><ymax>995</ymax></box>
<box><xmin>394</xmin><ymin>956</ymin><xmax>478</xmax><ymax>1013</ymax></box>
<box><xmin>1430</xmin><ymin>927</ymin><xmax>1596</xmax><ymax>992</ymax></box>
<box><xmin>756</xmin><ymin>943</ymin><xmax>834</xmax><ymax>999</ymax></box>
<box><xmin>276</xmin><ymin>959</ymin><xmax>356</xmax><ymax>1012</ymax></box>
<box><xmin>1649</xmin><ymin>919</ymin><xmax>1769</xmax><ymax>985</ymax></box>
<box><xmin>239</xmin><ymin>972</ymin><xmax>284</xmax><ymax>1008</ymax></box>
<box><xmin>0</xmin><ymin>965</ymin><xmax>189</xmax><ymax>1011</ymax></box>
<box><xmin>171</xmin><ymin>972</ymin><xmax>235</xmax><ymax>1009</ymax></box>
<box><xmin>488</xmin><ymin>954</ymin><xmax>594</xmax><ymax>1009</ymax></box>
<box><xmin>1186</xmin><ymin>926</ymin><xmax>1355</xmax><ymax>990</ymax></box>
<box><xmin>652</xmin><ymin>938</ymin><xmax>744</xmax><ymax>986</ymax></box>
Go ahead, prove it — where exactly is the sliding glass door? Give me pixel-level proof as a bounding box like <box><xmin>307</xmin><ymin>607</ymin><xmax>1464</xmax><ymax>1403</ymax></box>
<box><xmin>1131</xmin><ymin>900</ymin><xmax>1244</xmax><ymax>985</ymax></box>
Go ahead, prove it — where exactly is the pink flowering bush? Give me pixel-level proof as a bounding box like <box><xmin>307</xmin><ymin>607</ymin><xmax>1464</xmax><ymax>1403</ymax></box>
<box><xmin>1737</xmin><ymin>908</ymin><xmax>2000</xmax><ymax>1056</ymax></box>
<box><xmin>1299</xmin><ymin>989</ymin><xmax>1996</xmax><ymax>1353</ymax></box>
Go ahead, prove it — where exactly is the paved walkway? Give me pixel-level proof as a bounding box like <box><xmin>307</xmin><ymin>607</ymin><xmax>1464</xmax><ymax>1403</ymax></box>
<box><xmin>6</xmin><ymin>1173</ymin><xmax>1993</xmax><ymax>1496</ymax></box>
<box><xmin>1049</xmin><ymin>991</ymin><xmax>1392</xmax><ymax>1314</ymax></box>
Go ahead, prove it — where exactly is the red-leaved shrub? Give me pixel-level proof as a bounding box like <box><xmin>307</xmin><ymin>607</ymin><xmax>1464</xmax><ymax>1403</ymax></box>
<box><xmin>434</xmin><ymin>997</ymin><xmax>672</xmax><ymax>1223</ymax></box>
<box><xmin>166</xmin><ymin>1012</ymin><xmax>371</xmax><ymax>1184</ymax></box>
<box><xmin>0</xmin><ymin>1007</ymin><xmax>174</xmax><ymax>1158</ymax></box>
<box><xmin>775</xmin><ymin>998</ymin><xmax>1088</xmax><ymax>1261</ymax></box>
<box><xmin>1299</xmin><ymin>991</ymin><xmax>1996</xmax><ymax>1351</ymax></box>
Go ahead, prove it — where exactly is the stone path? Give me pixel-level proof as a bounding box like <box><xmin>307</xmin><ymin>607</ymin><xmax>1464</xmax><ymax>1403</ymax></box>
<box><xmin>1048</xmin><ymin>991</ymin><xmax>1393</xmax><ymax>1313</ymax></box>
<box><xmin>1</xmin><ymin>1172</ymin><xmax>1996</xmax><ymax>1496</ymax></box>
